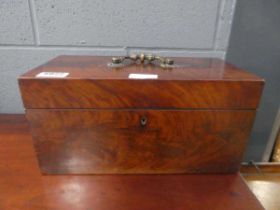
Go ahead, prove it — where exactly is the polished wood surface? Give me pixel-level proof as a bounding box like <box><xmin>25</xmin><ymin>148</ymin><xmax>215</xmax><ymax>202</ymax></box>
<box><xmin>18</xmin><ymin>56</ymin><xmax>264</xmax><ymax>109</ymax></box>
<box><xmin>0</xmin><ymin>114</ymin><xmax>28</xmax><ymax>134</ymax></box>
<box><xmin>20</xmin><ymin>56</ymin><xmax>263</xmax><ymax>80</ymax></box>
<box><xmin>0</xmin><ymin>114</ymin><xmax>264</xmax><ymax>210</ymax></box>
<box><xmin>27</xmin><ymin>109</ymin><xmax>255</xmax><ymax>174</ymax></box>
<box><xmin>18</xmin><ymin>56</ymin><xmax>264</xmax><ymax>175</ymax></box>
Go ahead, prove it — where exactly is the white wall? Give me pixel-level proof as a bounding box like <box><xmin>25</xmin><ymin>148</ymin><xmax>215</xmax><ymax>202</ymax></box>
<box><xmin>0</xmin><ymin>0</ymin><xmax>236</xmax><ymax>113</ymax></box>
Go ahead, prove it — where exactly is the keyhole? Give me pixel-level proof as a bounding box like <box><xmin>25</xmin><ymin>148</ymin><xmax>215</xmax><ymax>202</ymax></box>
<box><xmin>140</xmin><ymin>116</ymin><xmax>148</xmax><ymax>126</ymax></box>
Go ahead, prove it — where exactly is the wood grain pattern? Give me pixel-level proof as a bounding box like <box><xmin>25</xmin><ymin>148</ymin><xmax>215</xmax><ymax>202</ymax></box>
<box><xmin>0</xmin><ymin>114</ymin><xmax>264</xmax><ymax>210</ymax></box>
<box><xmin>0</xmin><ymin>114</ymin><xmax>28</xmax><ymax>134</ymax></box>
<box><xmin>27</xmin><ymin>109</ymin><xmax>256</xmax><ymax>174</ymax></box>
<box><xmin>19</xmin><ymin>79</ymin><xmax>263</xmax><ymax>109</ymax></box>
<box><xmin>18</xmin><ymin>56</ymin><xmax>264</xmax><ymax>109</ymax></box>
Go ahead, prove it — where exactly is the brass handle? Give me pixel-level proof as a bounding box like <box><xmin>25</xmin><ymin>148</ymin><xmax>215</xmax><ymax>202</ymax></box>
<box><xmin>110</xmin><ymin>53</ymin><xmax>174</xmax><ymax>68</ymax></box>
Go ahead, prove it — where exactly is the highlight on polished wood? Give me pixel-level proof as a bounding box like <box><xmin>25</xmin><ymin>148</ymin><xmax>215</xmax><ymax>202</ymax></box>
<box><xmin>0</xmin><ymin>114</ymin><xmax>265</xmax><ymax>210</ymax></box>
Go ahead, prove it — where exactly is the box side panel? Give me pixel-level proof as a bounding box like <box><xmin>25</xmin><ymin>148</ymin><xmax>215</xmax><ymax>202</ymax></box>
<box><xmin>26</xmin><ymin>109</ymin><xmax>256</xmax><ymax>174</ymax></box>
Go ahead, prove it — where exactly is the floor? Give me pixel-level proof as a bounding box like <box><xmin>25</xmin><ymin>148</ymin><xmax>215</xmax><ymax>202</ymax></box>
<box><xmin>240</xmin><ymin>155</ymin><xmax>280</xmax><ymax>210</ymax></box>
<box><xmin>243</xmin><ymin>173</ymin><xmax>280</xmax><ymax>210</ymax></box>
<box><xmin>1</xmin><ymin>114</ymin><xmax>280</xmax><ymax>210</ymax></box>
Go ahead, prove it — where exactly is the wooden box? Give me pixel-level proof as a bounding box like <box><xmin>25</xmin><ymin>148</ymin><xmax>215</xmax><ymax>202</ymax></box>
<box><xmin>18</xmin><ymin>56</ymin><xmax>264</xmax><ymax>174</ymax></box>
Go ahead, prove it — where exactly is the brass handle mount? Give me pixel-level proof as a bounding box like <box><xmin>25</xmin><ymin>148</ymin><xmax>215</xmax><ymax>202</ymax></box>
<box><xmin>110</xmin><ymin>53</ymin><xmax>174</xmax><ymax>68</ymax></box>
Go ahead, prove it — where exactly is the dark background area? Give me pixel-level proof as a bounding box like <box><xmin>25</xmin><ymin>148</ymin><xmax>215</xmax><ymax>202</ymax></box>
<box><xmin>226</xmin><ymin>0</ymin><xmax>280</xmax><ymax>161</ymax></box>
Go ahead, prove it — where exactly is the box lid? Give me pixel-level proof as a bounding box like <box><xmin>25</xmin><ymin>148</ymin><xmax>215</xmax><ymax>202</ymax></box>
<box><xmin>18</xmin><ymin>55</ymin><xmax>264</xmax><ymax>109</ymax></box>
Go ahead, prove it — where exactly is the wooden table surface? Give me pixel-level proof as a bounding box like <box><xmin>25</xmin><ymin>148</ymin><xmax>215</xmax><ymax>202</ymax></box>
<box><xmin>0</xmin><ymin>114</ymin><xmax>264</xmax><ymax>210</ymax></box>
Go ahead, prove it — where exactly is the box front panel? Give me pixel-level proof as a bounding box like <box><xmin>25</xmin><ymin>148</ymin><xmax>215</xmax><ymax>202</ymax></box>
<box><xmin>26</xmin><ymin>109</ymin><xmax>256</xmax><ymax>174</ymax></box>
